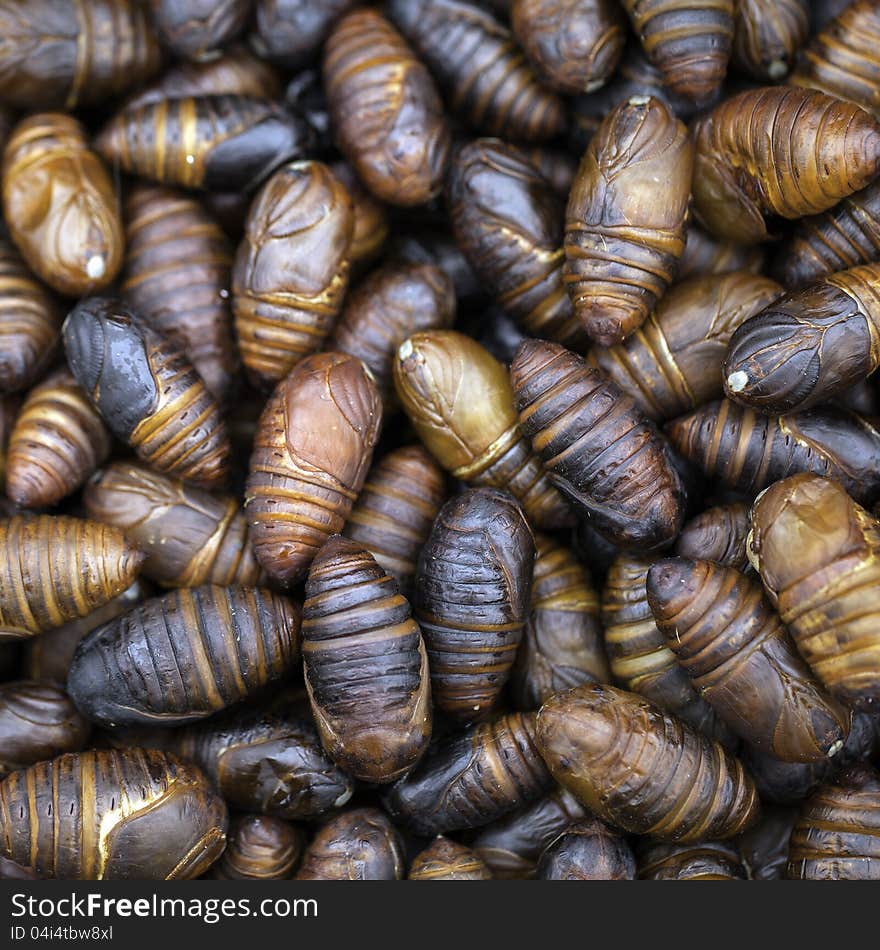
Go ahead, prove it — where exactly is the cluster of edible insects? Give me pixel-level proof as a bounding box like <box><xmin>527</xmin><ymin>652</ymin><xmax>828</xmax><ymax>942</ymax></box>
<box><xmin>0</xmin><ymin>0</ymin><xmax>878</xmax><ymax>882</ymax></box>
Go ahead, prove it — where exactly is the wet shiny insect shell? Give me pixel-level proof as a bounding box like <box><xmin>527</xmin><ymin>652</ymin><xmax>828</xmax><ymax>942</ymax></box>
<box><xmin>63</xmin><ymin>297</ymin><xmax>231</xmax><ymax>490</ymax></box>
<box><xmin>328</xmin><ymin>262</ymin><xmax>456</xmax><ymax>406</ymax></box>
<box><xmin>665</xmin><ymin>400</ymin><xmax>880</xmax><ymax>505</ymax></box>
<box><xmin>447</xmin><ymin>139</ymin><xmax>588</xmax><ymax>351</ymax></box>
<box><xmin>786</xmin><ymin>765</ymin><xmax>880</xmax><ymax>879</ymax></box>
<box><xmin>2</xmin><ymin>114</ymin><xmax>123</xmax><ymax>297</ymax></box>
<box><xmin>387</xmin><ymin>0</ymin><xmax>567</xmax><ymax>142</ymax></box>
<box><xmin>67</xmin><ymin>585</ymin><xmax>301</xmax><ymax>728</ymax></box>
<box><xmin>0</xmin><ymin>681</ymin><xmax>90</xmax><ymax>775</ymax></box>
<box><xmin>381</xmin><ymin>711</ymin><xmax>552</xmax><ymax>836</ymax></box>
<box><xmin>296</xmin><ymin>808</ymin><xmax>404</xmax><ymax>881</ymax></box>
<box><xmin>22</xmin><ymin>581</ymin><xmax>148</xmax><ymax>685</ymax></box>
<box><xmin>149</xmin><ymin>0</ymin><xmax>250</xmax><ymax>61</ymax></box>
<box><xmin>679</xmin><ymin>225</ymin><xmax>765</xmax><ymax>280</ymax></box>
<box><xmin>0</xmin><ymin>515</ymin><xmax>144</xmax><ymax>640</ymax></box>
<box><xmin>537</xmin><ymin>818</ymin><xmax>636</xmax><ymax>880</ymax></box>
<box><xmin>95</xmin><ymin>95</ymin><xmax>315</xmax><ymax>192</ymax></box>
<box><xmin>692</xmin><ymin>87</ymin><xmax>880</xmax><ymax>243</ymax></box>
<box><xmin>0</xmin><ymin>239</ymin><xmax>61</xmax><ymax>394</ymax></box>
<box><xmin>790</xmin><ymin>0</ymin><xmax>880</xmax><ymax>119</ymax></box>
<box><xmin>233</xmin><ymin>161</ymin><xmax>354</xmax><ymax>389</ymax></box>
<box><xmin>245</xmin><ymin>351</ymin><xmax>382</xmax><ymax>588</ymax></box>
<box><xmin>510</xmin><ymin>0</ymin><xmax>626</xmax><ymax>94</ymax></box>
<box><xmin>748</xmin><ymin>473</ymin><xmax>880</xmax><ymax>708</ymax></box>
<box><xmin>408</xmin><ymin>837</ymin><xmax>492</xmax><ymax>881</ymax></box>
<box><xmin>536</xmin><ymin>684</ymin><xmax>759</xmax><ymax>841</ymax></box>
<box><xmin>586</xmin><ymin>272</ymin><xmax>782</xmax><ymax>421</ymax></box>
<box><xmin>647</xmin><ymin>556</ymin><xmax>851</xmax><ymax>762</ymax></box>
<box><xmin>674</xmin><ymin>503</ymin><xmax>752</xmax><ymax>571</ymax></box>
<box><xmin>738</xmin><ymin>805</ymin><xmax>799</xmax><ymax>880</ymax></box>
<box><xmin>637</xmin><ymin>840</ymin><xmax>747</xmax><ymax>880</ymax></box>
<box><xmin>394</xmin><ymin>331</ymin><xmax>573</xmax><ymax>531</ymax></box>
<box><xmin>84</xmin><ymin>462</ymin><xmax>262</xmax><ymax>589</ymax></box>
<box><xmin>723</xmin><ymin>262</ymin><xmax>880</xmax><ymax>413</ymax></box>
<box><xmin>328</xmin><ymin>162</ymin><xmax>390</xmax><ymax>270</ymax></box>
<box><xmin>601</xmin><ymin>553</ymin><xmax>736</xmax><ymax>746</ymax></box>
<box><xmin>414</xmin><ymin>488</ymin><xmax>534</xmax><ymax>723</ymax></box>
<box><xmin>0</xmin><ymin>748</ymin><xmax>227</xmax><ymax>880</ymax></box>
<box><xmin>471</xmin><ymin>786</ymin><xmax>587</xmax><ymax>879</ymax></box>
<box><xmin>774</xmin><ymin>180</ymin><xmax>880</xmax><ymax>289</ymax></box>
<box><xmin>732</xmin><ymin>0</ymin><xmax>809</xmax><ymax>80</ymax></box>
<box><xmin>122</xmin><ymin>185</ymin><xmax>237</xmax><ymax>402</ymax></box>
<box><xmin>323</xmin><ymin>9</ymin><xmax>451</xmax><ymax>207</ymax></box>
<box><xmin>251</xmin><ymin>0</ymin><xmax>359</xmax><ymax>70</ymax></box>
<box><xmin>209</xmin><ymin>815</ymin><xmax>304</xmax><ymax>881</ymax></box>
<box><xmin>6</xmin><ymin>369</ymin><xmax>110</xmax><ymax>509</ymax></box>
<box><xmin>511</xmin><ymin>339</ymin><xmax>686</xmax><ymax>550</ymax></box>
<box><xmin>303</xmin><ymin>536</ymin><xmax>431</xmax><ymax>783</ymax></box>
<box><xmin>0</xmin><ymin>0</ymin><xmax>161</xmax><ymax>109</ymax></box>
<box><xmin>563</xmin><ymin>95</ymin><xmax>693</xmax><ymax>346</ymax></box>
<box><xmin>170</xmin><ymin>704</ymin><xmax>354</xmax><ymax>820</ymax></box>
<box><xmin>617</xmin><ymin>0</ymin><xmax>734</xmax><ymax>103</ymax></box>
<box><xmin>125</xmin><ymin>43</ymin><xmax>283</xmax><ymax>110</ymax></box>
<box><xmin>342</xmin><ymin>445</ymin><xmax>446</xmax><ymax>593</ymax></box>
<box><xmin>510</xmin><ymin>533</ymin><xmax>609</xmax><ymax>710</ymax></box>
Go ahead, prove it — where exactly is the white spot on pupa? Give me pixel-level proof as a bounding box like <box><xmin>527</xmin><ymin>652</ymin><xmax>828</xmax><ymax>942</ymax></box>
<box><xmin>334</xmin><ymin>787</ymin><xmax>354</xmax><ymax>808</ymax></box>
<box><xmin>86</xmin><ymin>255</ymin><xmax>106</xmax><ymax>280</ymax></box>
<box><xmin>768</xmin><ymin>60</ymin><xmax>788</xmax><ymax>79</ymax></box>
<box><xmin>185</xmin><ymin>154</ymin><xmax>195</xmax><ymax>165</ymax></box>
<box><xmin>585</xmin><ymin>80</ymin><xmax>605</xmax><ymax>94</ymax></box>
<box><xmin>727</xmin><ymin>370</ymin><xmax>749</xmax><ymax>394</ymax></box>
<box><xmin>398</xmin><ymin>338</ymin><xmax>414</xmax><ymax>360</ymax></box>
<box><xmin>628</xmin><ymin>95</ymin><xmax>651</xmax><ymax>106</ymax></box>
<box><xmin>827</xmin><ymin>739</ymin><xmax>844</xmax><ymax>757</ymax></box>
<box><xmin>219</xmin><ymin>288</ymin><xmax>229</xmax><ymax>299</ymax></box>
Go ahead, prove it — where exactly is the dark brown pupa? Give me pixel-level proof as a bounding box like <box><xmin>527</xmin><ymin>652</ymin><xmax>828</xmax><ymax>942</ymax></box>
<box><xmin>536</xmin><ymin>684</ymin><xmax>759</xmax><ymax>841</ymax></box>
<box><xmin>6</xmin><ymin>369</ymin><xmax>110</xmax><ymax>509</ymax></box>
<box><xmin>170</xmin><ymin>703</ymin><xmax>355</xmax><ymax>820</ymax></box>
<box><xmin>510</xmin><ymin>533</ymin><xmax>609</xmax><ymax>709</ymax></box>
<box><xmin>0</xmin><ymin>0</ymin><xmax>161</xmax><ymax>110</ymax></box>
<box><xmin>601</xmin><ymin>553</ymin><xmax>736</xmax><ymax>747</ymax></box>
<box><xmin>666</xmin><ymin>399</ymin><xmax>880</xmax><ymax>505</ymax></box>
<box><xmin>618</xmin><ymin>0</ymin><xmax>734</xmax><ymax>103</ymax></box>
<box><xmin>0</xmin><ymin>748</ymin><xmax>227</xmax><ymax>880</ymax></box>
<box><xmin>342</xmin><ymin>445</ymin><xmax>446</xmax><ymax>593</ymax></box>
<box><xmin>121</xmin><ymin>184</ymin><xmax>237</xmax><ymax>402</ymax></box>
<box><xmin>245</xmin><ymin>351</ymin><xmax>382</xmax><ymax>588</ymax></box>
<box><xmin>723</xmin><ymin>262</ymin><xmax>880</xmax><ymax>413</ymax></box>
<box><xmin>0</xmin><ymin>515</ymin><xmax>144</xmax><ymax>640</ymax></box>
<box><xmin>693</xmin><ymin>87</ymin><xmax>880</xmax><ymax>243</ymax></box>
<box><xmin>786</xmin><ymin>765</ymin><xmax>880</xmax><ymax>880</ymax></box>
<box><xmin>382</xmin><ymin>712</ymin><xmax>552</xmax><ymax>836</ymax></box>
<box><xmin>63</xmin><ymin>297</ymin><xmax>231</xmax><ymax>490</ymax></box>
<box><xmin>208</xmin><ymin>815</ymin><xmax>304</xmax><ymax>881</ymax></box>
<box><xmin>387</xmin><ymin>0</ymin><xmax>567</xmax><ymax>142</ymax></box>
<box><xmin>232</xmin><ymin>161</ymin><xmax>354</xmax><ymax>389</ymax></box>
<box><xmin>67</xmin><ymin>586</ymin><xmax>301</xmax><ymax>728</ymax></box>
<box><xmin>674</xmin><ymin>503</ymin><xmax>752</xmax><ymax>571</ymax></box>
<box><xmin>637</xmin><ymin>840</ymin><xmax>747</xmax><ymax>880</ymax></box>
<box><xmin>328</xmin><ymin>262</ymin><xmax>456</xmax><ymax>406</ymax></box>
<box><xmin>586</xmin><ymin>271</ymin><xmax>782</xmax><ymax>422</ymax></box>
<box><xmin>0</xmin><ymin>239</ymin><xmax>60</xmax><ymax>394</ymax></box>
<box><xmin>414</xmin><ymin>488</ymin><xmax>534</xmax><ymax>723</ymax></box>
<box><xmin>394</xmin><ymin>330</ymin><xmax>573</xmax><ymax>531</ymax></box>
<box><xmin>302</xmin><ymin>536</ymin><xmax>431</xmax><ymax>784</ymax></box>
<box><xmin>296</xmin><ymin>808</ymin><xmax>405</xmax><ymax>881</ymax></box>
<box><xmin>732</xmin><ymin>0</ymin><xmax>809</xmax><ymax>80</ymax></box>
<box><xmin>647</xmin><ymin>556</ymin><xmax>851</xmax><ymax>763</ymax></box>
<box><xmin>95</xmin><ymin>95</ymin><xmax>314</xmax><ymax>193</ymax></box>
<box><xmin>0</xmin><ymin>680</ymin><xmax>91</xmax><ymax>775</ymax></box>
<box><xmin>563</xmin><ymin>95</ymin><xmax>693</xmax><ymax>346</ymax></box>
<box><xmin>408</xmin><ymin>837</ymin><xmax>492</xmax><ymax>880</ymax></box>
<box><xmin>511</xmin><ymin>339</ymin><xmax>686</xmax><ymax>550</ymax></box>
<box><xmin>323</xmin><ymin>8</ymin><xmax>451</xmax><ymax>207</ymax></box>
<box><xmin>149</xmin><ymin>0</ymin><xmax>251</xmax><ymax>61</ymax></box>
<box><xmin>537</xmin><ymin>818</ymin><xmax>636</xmax><ymax>880</ymax></box>
<box><xmin>83</xmin><ymin>461</ymin><xmax>262</xmax><ymax>589</ymax></box>
<box><xmin>511</xmin><ymin>0</ymin><xmax>626</xmax><ymax>94</ymax></box>
<box><xmin>447</xmin><ymin>138</ymin><xmax>588</xmax><ymax>351</ymax></box>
